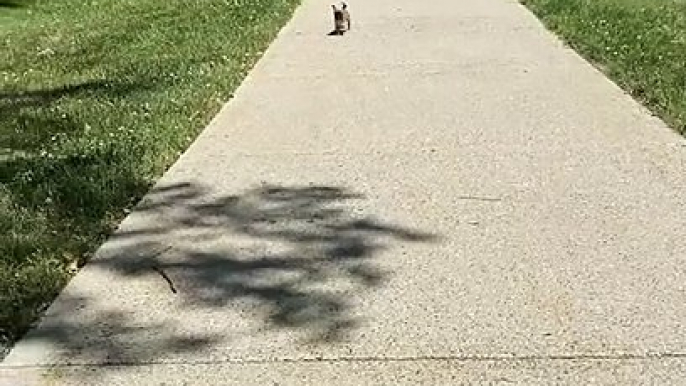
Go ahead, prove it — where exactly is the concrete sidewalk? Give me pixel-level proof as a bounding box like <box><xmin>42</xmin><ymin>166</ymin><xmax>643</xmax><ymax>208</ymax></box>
<box><xmin>3</xmin><ymin>0</ymin><xmax>686</xmax><ymax>384</ymax></box>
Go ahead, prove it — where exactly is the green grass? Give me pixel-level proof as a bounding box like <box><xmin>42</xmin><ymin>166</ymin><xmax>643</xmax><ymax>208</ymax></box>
<box><xmin>0</xmin><ymin>0</ymin><xmax>300</xmax><ymax>349</ymax></box>
<box><xmin>523</xmin><ymin>0</ymin><xmax>686</xmax><ymax>134</ymax></box>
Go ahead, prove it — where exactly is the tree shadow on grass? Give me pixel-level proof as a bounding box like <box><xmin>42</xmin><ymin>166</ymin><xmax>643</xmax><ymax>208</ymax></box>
<box><xmin>0</xmin><ymin>80</ymin><xmax>154</xmax><ymax>154</ymax></box>
<box><xmin>0</xmin><ymin>0</ymin><xmax>28</xmax><ymax>9</ymax></box>
<box><xmin>0</xmin><ymin>80</ymin><xmax>147</xmax><ymax>111</ymax></box>
<box><xmin>0</xmin><ymin>77</ymin><xmax>161</xmax><ymax>233</ymax></box>
<box><xmin>6</xmin><ymin>181</ymin><xmax>438</xmax><ymax>372</ymax></box>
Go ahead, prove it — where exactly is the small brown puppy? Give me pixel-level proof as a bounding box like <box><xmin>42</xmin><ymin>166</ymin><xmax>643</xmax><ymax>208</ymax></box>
<box><xmin>330</xmin><ymin>2</ymin><xmax>350</xmax><ymax>36</ymax></box>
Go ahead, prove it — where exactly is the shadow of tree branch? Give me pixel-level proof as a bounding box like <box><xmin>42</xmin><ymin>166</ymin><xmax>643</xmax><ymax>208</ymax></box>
<box><xmin>0</xmin><ymin>80</ymin><xmax>155</xmax><ymax>155</ymax></box>
<box><xmin>0</xmin><ymin>0</ymin><xmax>27</xmax><ymax>9</ymax></box>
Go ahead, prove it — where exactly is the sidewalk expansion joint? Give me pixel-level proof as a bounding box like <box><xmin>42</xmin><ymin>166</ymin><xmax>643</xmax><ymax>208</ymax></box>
<box><xmin>5</xmin><ymin>352</ymin><xmax>686</xmax><ymax>370</ymax></box>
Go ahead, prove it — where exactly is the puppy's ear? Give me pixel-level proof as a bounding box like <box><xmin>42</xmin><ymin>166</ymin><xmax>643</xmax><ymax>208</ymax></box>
<box><xmin>332</xmin><ymin>4</ymin><xmax>338</xmax><ymax>11</ymax></box>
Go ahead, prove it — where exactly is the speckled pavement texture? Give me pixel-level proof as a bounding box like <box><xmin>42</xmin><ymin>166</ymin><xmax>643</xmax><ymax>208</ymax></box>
<box><xmin>2</xmin><ymin>0</ymin><xmax>686</xmax><ymax>384</ymax></box>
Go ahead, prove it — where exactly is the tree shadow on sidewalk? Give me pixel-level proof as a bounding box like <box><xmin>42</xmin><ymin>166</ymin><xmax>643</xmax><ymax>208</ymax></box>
<box><xmin>10</xmin><ymin>181</ymin><xmax>439</xmax><ymax>372</ymax></box>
